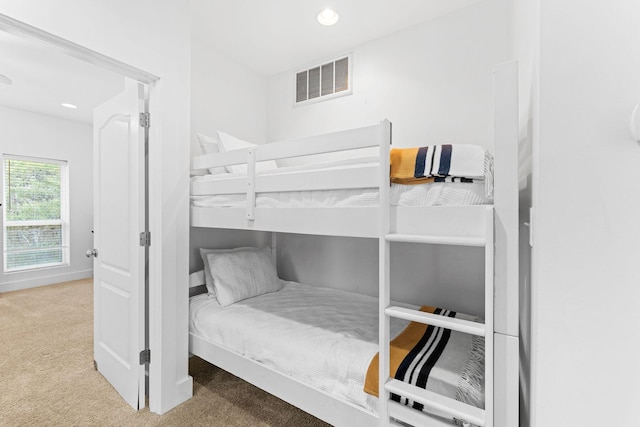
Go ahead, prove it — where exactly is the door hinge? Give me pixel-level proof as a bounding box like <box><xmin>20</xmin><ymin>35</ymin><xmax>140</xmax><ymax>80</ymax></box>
<box><xmin>139</xmin><ymin>349</ymin><xmax>151</xmax><ymax>365</ymax></box>
<box><xmin>139</xmin><ymin>231</ymin><xmax>151</xmax><ymax>247</ymax></box>
<box><xmin>139</xmin><ymin>112</ymin><xmax>150</xmax><ymax>129</ymax></box>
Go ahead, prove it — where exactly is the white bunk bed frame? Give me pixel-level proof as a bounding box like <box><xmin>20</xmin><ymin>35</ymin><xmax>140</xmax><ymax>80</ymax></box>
<box><xmin>189</xmin><ymin>62</ymin><xmax>519</xmax><ymax>427</ymax></box>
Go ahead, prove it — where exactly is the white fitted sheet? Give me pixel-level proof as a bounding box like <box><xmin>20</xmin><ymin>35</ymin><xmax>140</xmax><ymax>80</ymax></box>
<box><xmin>189</xmin><ymin>280</ymin><xmax>484</xmax><ymax>416</ymax></box>
<box><xmin>191</xmin><ymin>182</ymin><xmax>490</xmax><ymax>208</ymax></box>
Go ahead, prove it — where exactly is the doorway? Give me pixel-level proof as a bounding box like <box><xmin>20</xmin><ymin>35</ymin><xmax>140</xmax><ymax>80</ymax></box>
<box><xmin>0</xmin><ymin>13</ymin><xmax>157</xmax><ymax>410</ymax></box>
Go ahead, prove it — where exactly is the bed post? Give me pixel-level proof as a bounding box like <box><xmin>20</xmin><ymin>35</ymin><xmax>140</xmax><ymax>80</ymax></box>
<box><xmin>246</xmin><ymin>148</ymin><xmax>256</xmax><ymax>221</ymax></box>
<box><xmin>378</xmin><ymin>119</ymin><xmax>392</xmax><ymax>425</ymax></box>
<box><xmin>493</xmin><ymin>60</ymin><xmax>519</xmax><ymax>427</ymax></box>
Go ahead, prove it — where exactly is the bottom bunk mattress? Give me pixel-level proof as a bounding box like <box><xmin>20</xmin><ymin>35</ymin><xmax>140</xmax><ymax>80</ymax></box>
<box><xmin>189</xmin><ymin>280</ymin><xmax>485</xmax><ymax>421</ymax></box>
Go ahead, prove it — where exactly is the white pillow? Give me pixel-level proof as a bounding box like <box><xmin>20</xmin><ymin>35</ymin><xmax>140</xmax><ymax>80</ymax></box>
<box><xmin>197</xmin><ymin>133</ymin><xmax>227</xmax><ymax>175</ymax></box>
<box><xmin>200</xmin><ymin>247</ymin><xmax>265</xmax><ymax>296</ymax></box>
<box><xmin>217</xmin><ymin>131</ymin><xmax>278</xmax><ymax>174</ymax></box>
<box><xmin>206</xmin><ymin>247</ymin><xmax>281</xmax><ymax>307</ymax></box>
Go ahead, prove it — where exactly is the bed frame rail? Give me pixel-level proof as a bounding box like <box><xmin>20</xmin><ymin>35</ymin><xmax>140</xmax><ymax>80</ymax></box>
<box><xmin>192</xmin><ymin>122</ymin><xmax>384</xmax><ymax>172</ymax></box>
<box><xmin>191</xmin><ymin>165</ymin><xmax>379</xmax><ymax>196</ymax></box>
<box><xmin>192</xmin><ymin>121</ymin><xmax>389</xmax><ymax>223</ymax></box>
<box><xmin>190</xmin><ymin>333</ymin><xmax>456</xmax><ymax>427</ymax></box>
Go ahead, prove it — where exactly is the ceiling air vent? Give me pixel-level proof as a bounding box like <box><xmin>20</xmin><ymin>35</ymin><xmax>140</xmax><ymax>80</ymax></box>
<box><xmin>295</xmin><ymin>55</ymin><xmax>352</xmax><ymax>105</ymax></box>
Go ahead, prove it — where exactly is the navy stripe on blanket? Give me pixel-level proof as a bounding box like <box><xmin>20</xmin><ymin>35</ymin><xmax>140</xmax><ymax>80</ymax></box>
<box><xmin>438</xmin><ymin>144</ymin><xmax>452</xmax><ymax>176</ymax></box>
<box><xmin>412</xmin><ymin>310</ymin><xmax>455</xmax><ymax>410</ymax></box>
<box><xmin>390</xmin><ymin>308</ymin><xmax>457</xmax><ymax>410</ymax></box>
<box><xmin>414</xmin><ymin>146</ymin><xmax>428</xmax><ymax>178</ymax></box>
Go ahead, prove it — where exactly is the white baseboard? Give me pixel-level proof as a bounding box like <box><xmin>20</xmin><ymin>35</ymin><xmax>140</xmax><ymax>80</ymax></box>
<box><xmin>0</xmin><ymin>269</ymin><xmax>93</xmax><ymax>293</ymax></box>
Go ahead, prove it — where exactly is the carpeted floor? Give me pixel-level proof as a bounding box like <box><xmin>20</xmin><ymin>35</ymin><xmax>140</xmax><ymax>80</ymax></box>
<box><xmin>0</xmin><ymin>279</ymin><xmax>330</xmax><ymax>426</ymax></box>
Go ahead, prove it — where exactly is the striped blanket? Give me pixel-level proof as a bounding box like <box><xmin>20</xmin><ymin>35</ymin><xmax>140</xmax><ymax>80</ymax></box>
<box><xmin>364</xmin><ymin>306</ymin><xmax>485</xmax><ymax>420</ymax></box>
<box><xmin>390</xmin><ymin>145</ymin><xmax>492</xmax><ymax>189</ymax></box>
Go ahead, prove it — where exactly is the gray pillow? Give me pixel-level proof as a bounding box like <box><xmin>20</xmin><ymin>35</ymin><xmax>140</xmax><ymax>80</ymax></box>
<box><xmin>206</xmin><ymin>247</ymin><xmax>281</xmax><ymax>306</ymax></box>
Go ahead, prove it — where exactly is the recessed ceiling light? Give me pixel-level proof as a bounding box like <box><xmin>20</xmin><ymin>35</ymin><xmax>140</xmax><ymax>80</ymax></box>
<box><xmin>317</xmin><ymin>9</ymin><xmax>339</xmax><ymax>26</ymax></box>
<box><xmin>0</xmin><ymin>74</ymin><xmax>12</xmax><ymax>85</ymax></box>
<box><xmin>61</xmin><ymin>103</ymin><xmax>78</xmax><ymax>109</ymax></box>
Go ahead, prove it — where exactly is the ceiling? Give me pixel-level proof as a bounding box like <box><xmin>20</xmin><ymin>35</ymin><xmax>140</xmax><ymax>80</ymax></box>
<box><xmin>0</xmin><ymin>1</ymin><xmax>483</xmax><ymax>124</ymax></box>
<box><xmin>0</xmin><ymin>31</ymin><xmax>124</xmax><ymax>124</ymax></box>
<box><xmin>191</xmin><ymin>0</ymin><xmax>485</xmax><ymax>75</ymax></box>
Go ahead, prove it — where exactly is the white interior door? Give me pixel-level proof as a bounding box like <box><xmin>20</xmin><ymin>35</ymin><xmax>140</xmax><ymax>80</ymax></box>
<box><xmin>92</xmin><ymin>78</ymin><xmax>146</xmax><ymax>410</ymax></box>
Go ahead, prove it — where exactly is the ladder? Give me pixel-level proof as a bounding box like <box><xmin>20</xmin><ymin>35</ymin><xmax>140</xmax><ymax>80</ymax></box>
<box><xmin>377</xmin><ymin>121</ymin><xmax>494</xmax><ymax>427</ymax></box>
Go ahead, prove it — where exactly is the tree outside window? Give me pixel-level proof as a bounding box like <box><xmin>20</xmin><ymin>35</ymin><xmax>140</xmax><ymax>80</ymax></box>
<box><xmin>3</xmin><ymin>155</ymin><xmax>69</xmax><ymax>272</ymax></box>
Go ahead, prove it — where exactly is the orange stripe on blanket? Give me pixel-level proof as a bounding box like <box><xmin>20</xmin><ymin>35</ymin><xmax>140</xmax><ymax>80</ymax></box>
<box><xmin>364</xmin><ymin>305</ymin><xmax>437</xmax><ymax>397</ymax></box>
<box><xmin>390</xmin><ymin>148</ymin><xmax>435</xmax><ymax>185</ymax></box>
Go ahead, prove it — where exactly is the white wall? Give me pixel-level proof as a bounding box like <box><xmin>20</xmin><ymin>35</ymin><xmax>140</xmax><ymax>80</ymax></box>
<box><xmin>267</xmin><ymin>0</ymin><xmax>510</xmax><ymax>151</ymax></box>
<box><xmin>0</xmin><ymin>0</ymin><xmax>192</xmax><ymax>414</ymax></box>
<box><xmin>189</xmin><ymin>38</ymin><xmax>269</xmax><ymax>271</ymax></box>
<box><xmin>277</xmin><ymin>234</ymin><xmax>485</xmax><ymax>316</ymax></box>
<box><xmin>191</xmin><ymin>38</ymin><xmax>267</xmax><ymax>154</ymax></box>
<box><xmin>266</xmin><ymin>0</ymin><xmax>511</xmax><ymax>317</ymax></box>
<box><xmin>0</xmin><ymin>107</ymin><xmax>93</xmax><ymax>292</ymax></box>
<box><xmin>532</xmin><ymin>1</ymin><xmax>640</xmax><ymax>425</ymax></box>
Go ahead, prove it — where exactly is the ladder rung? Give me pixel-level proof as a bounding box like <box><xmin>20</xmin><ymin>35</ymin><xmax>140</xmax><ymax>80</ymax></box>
<box><xmin>385</xmin><ymin>233</ymin><xmax>486</xmax><ymax>247</ymax></box>
<box><xmin>385</xmin><ymin>306</ymin><xmax>486</xmax><ymax>337</ymax></box>
<box><xmin>385</xmin><ymin>379</ymin><xmax>485</xmax><ymax>427</ymax></box>
<box><xmin>388</xmin><ymin>400</ymin><xmax>456</xmax><ymax>427</ymax></box>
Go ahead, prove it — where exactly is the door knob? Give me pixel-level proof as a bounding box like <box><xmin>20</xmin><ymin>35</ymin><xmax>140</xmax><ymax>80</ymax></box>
<box><xmin>86</xmin><ymin>249</ymin><xmax>98</xmax><ymax>258</ymax></box>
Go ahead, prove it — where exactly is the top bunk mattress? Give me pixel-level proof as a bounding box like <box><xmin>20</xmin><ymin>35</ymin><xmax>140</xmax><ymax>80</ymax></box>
<box><xmin>189</xmin><ymin>280</ymin><xmax>485</xmax><ymax>418</ymax></box>
<box><xmin>191</xmin><ymin>157</ymin><xmax>492</xmax><ymax>208</ymax></box>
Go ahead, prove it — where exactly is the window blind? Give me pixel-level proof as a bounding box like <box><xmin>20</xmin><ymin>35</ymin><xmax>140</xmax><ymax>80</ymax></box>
<box><xmin>3</xmin><ymin>157</ymin><xmax>68</xmax><ymax>271</ymax></box>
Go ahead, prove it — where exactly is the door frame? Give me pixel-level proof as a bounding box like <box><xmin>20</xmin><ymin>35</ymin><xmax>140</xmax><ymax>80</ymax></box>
<box><xmin>0</xmin><ymin>12</ymin><xmax>158</xmax><ymax>407</ymax></box>
<box><xmin>0</xmin><ymin>14</ymin><xmax>158</xmax><ymax>84</ymax></box>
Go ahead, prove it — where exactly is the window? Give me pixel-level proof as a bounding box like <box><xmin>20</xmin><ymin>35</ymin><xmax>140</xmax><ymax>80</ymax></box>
<box><xmin>2</xmin><ymin>155</ymin><xmax>69</xmax><ymax>272</ymax></box>
<box><xmin>295</xmin><ymin>55</ymin><xmax>352</xmax><ymax>105</ymax></box>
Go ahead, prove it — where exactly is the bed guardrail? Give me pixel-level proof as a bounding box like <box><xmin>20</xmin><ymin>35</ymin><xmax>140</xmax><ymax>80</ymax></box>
<box><xmin>191</xmin><ymin>120</ymin><xmax>392</xmax><ymax>222</ymax></box>
<box><xmin>191</xmin><ymin>121</ymin><xmax>388</xmax><ymax>171</ymax></box>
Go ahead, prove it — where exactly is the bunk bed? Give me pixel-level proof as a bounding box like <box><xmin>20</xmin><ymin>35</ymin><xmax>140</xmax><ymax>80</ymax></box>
<box><xmin>188</xmin><ymin>62</ymin><xmax>519</xmax><ymax>427</ymax></box>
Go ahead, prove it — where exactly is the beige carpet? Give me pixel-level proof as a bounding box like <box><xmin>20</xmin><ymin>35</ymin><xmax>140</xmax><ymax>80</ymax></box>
<box><xmin>0</xmin><ymin>279</ymin><xmax>330</xmax><ymax>426</ymax></box>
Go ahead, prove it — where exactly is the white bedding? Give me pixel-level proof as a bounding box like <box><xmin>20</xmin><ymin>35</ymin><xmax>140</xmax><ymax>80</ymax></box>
<box><xmin>190</xmin><ymin>157</ymin><xmax>491</xmax><ymax>208</ymax></box>
<box><xmin>189</xmin><ymin>280</ymin><xmax>484</xmax><ymax>415</ymax></box>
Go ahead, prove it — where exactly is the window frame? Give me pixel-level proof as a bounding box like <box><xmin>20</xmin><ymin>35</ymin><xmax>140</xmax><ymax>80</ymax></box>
<box><xmin>2</xmin><ymin>154</ymin><xmax>70</xmax><ymax>273</ymax></box>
